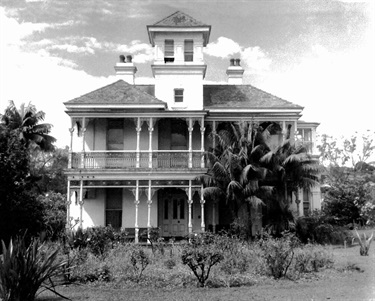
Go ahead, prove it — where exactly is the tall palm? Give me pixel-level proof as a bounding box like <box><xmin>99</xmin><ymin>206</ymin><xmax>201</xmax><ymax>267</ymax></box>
<box><xmin>0</xmin><ymin>101</ymin><xmax>56</xmax><ymax>151</ymax></box>
<box><xmin>260</xmin><ymin>140</ymin><xmax>321</xmax><ymax>234</ymax></box>
<box><xmin>200</xmin><ymin>122</ymin><xmax>274</xmax><ymax>234</ymax></box>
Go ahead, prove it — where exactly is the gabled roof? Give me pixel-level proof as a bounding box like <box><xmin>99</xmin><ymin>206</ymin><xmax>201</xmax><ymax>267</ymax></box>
<box><xmin>65</xmin><ymin>80</ymin><xmax>166</xmax><ymax>108</ymax></box>
<box><xmin>203</xmin><ymin>85</ymin><xmax>303</xmax><ymax>110</ymax></box>
<box><xmin>153</xmin><ymin>11</ymin><xmax>206</xmax><ymax>27</ymax></box>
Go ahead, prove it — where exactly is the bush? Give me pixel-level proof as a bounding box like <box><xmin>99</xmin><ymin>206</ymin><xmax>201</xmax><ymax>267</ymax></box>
<box><xmin>181</xmin><ymin>233</ymin><xmax>224</xmax><ymax>287</ymax></box>
<box><xmin>258</xmin><ymin>232</ymin><xmax>299</xmax><ymax>279</ymax></box>
<box><xmin>66</xmin><ymin>226</ymin><xmax>129</xmax><ymax>256</ymax></box>
<box><xmin>295</xmin><ymin>213</ymin><xmax>352</xmax><ymax>244</ymax></box>
<box><xmin>69</xmin><ymin>252</ymin><xmax>111</xmax><ymax>283</ymax></box>
<box><xmin>293</xmin><ymin>244</ymin><xmax>333</xmax><ymax>275</ymax></box>
<box><xmin>129</xmin><ymin>246</ymin><xmax>150</xmax><ymax>283</ymax></box>
<box><xmin>0</xmin><ymin>236</ymin><xmax>68</xmax><ymax>301</ymax></box>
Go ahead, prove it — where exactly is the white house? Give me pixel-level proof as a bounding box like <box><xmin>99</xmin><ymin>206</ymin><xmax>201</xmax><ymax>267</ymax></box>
<box><xmin>64</xmin><ymin>11</ymin><xmax>321</xmax><ymax>241</ymax></box>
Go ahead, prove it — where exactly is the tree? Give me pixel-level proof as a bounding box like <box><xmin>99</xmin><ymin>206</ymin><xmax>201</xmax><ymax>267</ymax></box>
<box><xmin>200</xmin><ymin>121</ymin><xmax>275</xmax><ymax>235</ymax></box>
<box><xmin>0</xmin><ymin>130</ymin><xmax>44</xmax><ymax>242</ymax></box>
<box><xmin>318</xmin><ymin>132</ymin><xmax>375</xmax><ymax>225</ymax></box>
<box><xmin>29</xmin><ymin>146</ymin><xmax>69</xmax><ymax>194</ymax></box>
<box><xmin>261</xmin><ymin>141</ymin><xmax>321</xmax><ymax>234</ymax></box>
<box><xmin>37</xmin><ymin>192</ymin><xmax>67</xmax><ymax>240</ymax></box>
<box><xmin>0</xmin><ymin>100</ymin><xmax>56</xmax><ymax>151</ymax></box>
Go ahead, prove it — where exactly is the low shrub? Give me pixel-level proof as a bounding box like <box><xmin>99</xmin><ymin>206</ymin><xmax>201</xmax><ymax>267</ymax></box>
<box><xmin>293</xmin><ymin>244</ymin><xmax>333</xmax><ymax>275</ymax></box>
<box><xmin>66</xmin><ymin>226</ymin><xmax>129</xmax><ymax>256</ymax></box>
<box><xmin>258</xmin><ymin>232</ymin><xmax>299</xmax><ymax>279</ymax></box>
<box><xmin>129</xmin><ymin>246</ymin><xmax>150</xmax><ymax>283</ymax></box>
<box><xmin>0</xmin><ymin>236</ymin><xmax>68</xmax><ymax>301</ymax></box>
<box><xmin>181</xmin><ymin>233</ymin><xmax>224</xmax><ymax>287</ymax></box>
<box><xmin>295</xmin><ymin>213</ymin><xmax>352</xmax><ymax>245</ymax></box>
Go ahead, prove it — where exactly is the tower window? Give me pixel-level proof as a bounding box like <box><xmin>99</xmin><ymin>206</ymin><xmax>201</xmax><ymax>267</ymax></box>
<box><xmin>174</xmin><ymin>89</ymin><xmax>184</xmax><ymax>103</ymax></box>
<box><xmin>184</xmin><ymin>40</ymin><xmax>193</xmax><ymax>62</ymax></box>
<box><xmin>164</xmin><ymin>39</ymin><xmax>174</xmax><ymax>63</ymax></box>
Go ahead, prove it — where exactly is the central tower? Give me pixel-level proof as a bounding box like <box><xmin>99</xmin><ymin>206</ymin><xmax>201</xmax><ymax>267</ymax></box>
<box><xmin>147</xmin><ymin>11</ymin><xmax>211</xmax><ymax>110</ymax></box>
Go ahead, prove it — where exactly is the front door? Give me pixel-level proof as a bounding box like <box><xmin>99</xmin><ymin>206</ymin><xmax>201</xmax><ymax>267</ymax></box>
<box><xmin>160</xmin><ymin>190</ymin><xmax>187</xmax><ymax>237</ymax></box>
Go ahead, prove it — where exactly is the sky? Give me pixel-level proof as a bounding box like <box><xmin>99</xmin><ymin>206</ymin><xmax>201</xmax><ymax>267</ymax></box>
<box><xmin>0</xmin><ymin>0</ymin><xmax>374</xmax><ymax>148</ymax></box>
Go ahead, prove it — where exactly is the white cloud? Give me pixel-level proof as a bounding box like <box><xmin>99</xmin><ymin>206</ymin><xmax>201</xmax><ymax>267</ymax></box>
<box><xmin>241</xmin><ymin>46</ymin><xmax>272</xmax><ymax>73</ymax></box>
<box><xmin>205</xmin><ymin>37</ymin><xmax>271</xmax><ymax>73</ymax></box>
<box><xmin>115</xmin><ymin>40</ymin><xmax>154</xmax><ymax>63</ymax></box>
<box><xmin>204</xmin><ymin>37</ymin><xmax>241</xmax><ymax>58</ymax></box>
<box><xmin>0</xmin><ymin>8</ymin><xmax>116</xmax><ymax>147</ymax></box>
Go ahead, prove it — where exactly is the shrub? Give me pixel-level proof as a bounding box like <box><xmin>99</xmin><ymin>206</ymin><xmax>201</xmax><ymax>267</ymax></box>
<box><xmin>66</xmin><ymin>226</ymin><xmax>129</xmax><ymax>256</ymax></box>
<box><xmin>129</xmin><ymin>246</ymin><xmax>150</xmax><ymax>283</ymax></box>
<box><xmin>0</xmin><ymin>236</ymin><xmax>68</xmax><ymax>301</ymax></box>
<box><xmin>295</xmin><ymin>213</ymin><xmax>352</xmax><ymax>244</ymax></box>
<box><xmin>258</xmin><ymin>232</ymin><xmax>299</xmax><ymax>279</ymax></box>
<box><xmin>181</xmin><ymin>233</ymin><xmax>224</xmax><ymax>287</ymax></box>
<box><xmin>69</xmin><ymin>252</ymin><xmax>111</xmax><ymax>283</ymax></box>
<box><xmin>293</xmin><ymin>244</ymin><xmax>333</xmax><ymax>275</ymax></box>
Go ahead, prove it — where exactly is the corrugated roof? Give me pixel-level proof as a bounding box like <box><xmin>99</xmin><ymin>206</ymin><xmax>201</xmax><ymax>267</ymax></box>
<box><xmin>65</xmin><ymin>80</ymin><xmax>165</xmax><ymax>105</ymax></box>
<box><xmin>153</xmin><ymin>11</ymin><xmax>206</xmax><ymax>27</ymax></box>
<box><xmin>203</xmin><ymin>85</ymin><xmax>303</xmax><ymax>109</ymax></box>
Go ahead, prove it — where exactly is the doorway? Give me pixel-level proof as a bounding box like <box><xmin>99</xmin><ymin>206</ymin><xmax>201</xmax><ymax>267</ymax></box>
<box><xmin>159</xmin><ymin>188</ymin><xmax>187</xmax><ymax>237</ymax></box>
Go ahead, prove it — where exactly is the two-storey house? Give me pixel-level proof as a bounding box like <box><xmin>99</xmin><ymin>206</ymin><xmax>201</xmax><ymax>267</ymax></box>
<box><xmin>64</xmin><ymin>11</ymin><xmax>321</xmax><ymax>241</ymax></box>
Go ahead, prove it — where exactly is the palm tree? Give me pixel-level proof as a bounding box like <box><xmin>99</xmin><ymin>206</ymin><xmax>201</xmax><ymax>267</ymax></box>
<box><xmin>260</xmin><ymin>140</ymin><xmax>321</xmax><ymax>234</ymax></box>
<box><xmin>0</xmin><ymin>100</ymin><xmax>56</xmax><ymax>151</ymax></box>
<box><xmin>200</xmin><ymin>121</ymin><xmax>275</xmax><ymax>235</ymax></box>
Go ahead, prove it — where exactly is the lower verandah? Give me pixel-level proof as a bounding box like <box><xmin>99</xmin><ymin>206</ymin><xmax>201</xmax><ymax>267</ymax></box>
<box><xmin>67</xmin><ymin>180</ymin><xmax>220</xmax><ymax>242</ymax></box>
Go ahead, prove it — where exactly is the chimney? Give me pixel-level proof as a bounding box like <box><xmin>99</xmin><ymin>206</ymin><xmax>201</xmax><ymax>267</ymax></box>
<box><xmin>226</xmin><ymin>58</ymin><xmax>244</xmax><ymax>84</ymax></box>
<box><xmin>114</xmin><ymin>55</ymin><xmax>137</xmax><ymax>84</ymax></box>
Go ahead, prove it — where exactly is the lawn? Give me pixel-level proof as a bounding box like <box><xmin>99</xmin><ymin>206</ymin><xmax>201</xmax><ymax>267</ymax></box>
<box><xmin>38</xmin><ymin>238</ymin><xmax>375</xmax><ymax>301</ymax></box>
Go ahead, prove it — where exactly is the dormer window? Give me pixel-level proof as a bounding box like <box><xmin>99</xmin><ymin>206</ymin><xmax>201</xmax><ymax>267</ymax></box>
<box><xmin>174</xmin><ymin>89</ymin><xmax>184</xmax><ymax>103</ymax></box>
<box><xmin>164</xmin><ymin>39</ymin><xmax>174</xmax><ymax>63</ymax></box>
<box><xmin>184</xmin><ymin>40</ymin><xmax>193</xmax><ymax>62</ymax></box>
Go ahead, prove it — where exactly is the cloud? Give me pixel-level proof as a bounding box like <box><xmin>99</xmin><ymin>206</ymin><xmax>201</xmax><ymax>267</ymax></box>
<box><xmin>205</xmin><ymin>37</ymin><xmax>272</xmax><ymax>73</ymax></box>
<box><xmin>241</xmin><ymin>46</ymin><xmax>272</xmax><ymax>73</ymax></box>
<box><xmin>204</xmin><ymin>37</ymin><xmax>241</xmax><ymax>58</ymax></box>
<box><xmin>0</xmin><ymin>8</ymin><xmax>116</xmax><ymax>147</ymax></box>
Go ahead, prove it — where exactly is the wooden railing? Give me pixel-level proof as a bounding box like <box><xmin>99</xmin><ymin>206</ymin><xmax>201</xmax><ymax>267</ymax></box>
<box><xmin>71</xmin><ymin>150</ymin><xmax>205</xmax><ymax>169</ymax></box>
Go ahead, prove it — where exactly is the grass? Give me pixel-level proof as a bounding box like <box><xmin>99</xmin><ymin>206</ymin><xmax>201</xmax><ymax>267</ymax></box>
<box><xmin>37</xmin><ymin>237</ymin><xmax>375</xmax><ymax>301</ymax></box>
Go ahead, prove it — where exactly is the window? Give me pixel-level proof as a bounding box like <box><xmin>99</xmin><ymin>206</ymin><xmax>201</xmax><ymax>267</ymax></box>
<box><xmin>184</xmin><ymin>40</ymin><xmax>193</xmax><ymax>62</ymax></box>
<box><xmin>171</xmin><ymin>119</ymin><xmax>187</xmax><ymax>150</ymax></box>
<box><xmin>164</xmin><ymin>39</ymin><xmax>174</xmax><ymax>63</ymax></box>
<box><xmin>106</xmin><ymin>189</ymin><xmax>122</xmax><ymax>230</ymax></box>
<box><xmin>174</xmin><ymin>89</ymin><xmax>184</xmax><ymax>103</ymax></box>
<box><xmin>107</xmin><ymin>119</ymin><xmax>124</xmax><ymax>150</ymax></box>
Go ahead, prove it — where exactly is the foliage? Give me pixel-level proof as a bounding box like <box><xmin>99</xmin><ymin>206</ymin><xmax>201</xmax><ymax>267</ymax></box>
<box><xmin>318</xmin><ymin>132</ymin><xmax>375</xmax><ymax>168</ymax></box>
<box><xmin>0</xmin><ymin>236</ymin><xmax>68</xmax><ymax>301</ymax></box>
<box><xmin>130</xmin><ymin>246</ymin><xmax>150</xmax><ymax>283</ymax></box>
<box><xmin>318</xmin><ymin>132</ymin><xmax>375</xmax><ymax>225</ymax></box>
<box><xmin>0</xmin><ymin>100</ymin><xmax>56</xmax><ymax>151</ymax></box>
<box><xmin>29</xmin><ymin>147</ymin><xmax>69</xmax><ymax>194</ymax></box>
<box><xmin>258</xmin><ymin>232</ymin><xmax>299</xmax><ymax>279</ymax></box>
<box><xmin>322</xmin><ymin>175</ymin><xmax>372</xmax><ymax>226</ymax></box>
<box><xmin>66</xmin><ymin>226</ymin><xmax>129</xmax><ymax>256</ymax></box>
<box><xmin>201</xmin><ymin>121</ymin><xmax>276</xmax><ymax>236</ymax></box>
<box><xmin>37</xmin><ymin>192</ymin><xmax>67</xmax><ymax>241</ymax></box>
<box><xmin>293</xmin><ymin>244</ymin><xmax>333</xmax><ymax>275</ymax></box>
<box><xmin>261</xmin><ymin>140</ymin><xmax>321</xmax><ymax>234</ymax></box>
<box><xmin>0</xmin><ymin>130</ymin><xmax>44</xmax><ymax>243</ymax></box>
<box><xmin>354</xmin><ymin>229</ymin><xmax>373</xmax><ymax>256</ymax></box>
<box><xmin>295</xmin><ymin>212</ymin><xmax>352</xmax><ymax>244</ymax></box>
<box><xmin>181</xmin><ymin>233</ymin><xmax>224</xmax><ymax>287</ymax></box>
<box><xmin>201</xmin><ymin>121</ymin><xmax>320</xmax><ymax>236</ymax></box>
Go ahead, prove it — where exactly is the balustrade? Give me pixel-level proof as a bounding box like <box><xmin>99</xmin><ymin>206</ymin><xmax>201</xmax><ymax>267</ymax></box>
<box><xmin>70</xmin><ymin>150</ymin><xmax>205</xmax><ymax>169</ymax></box>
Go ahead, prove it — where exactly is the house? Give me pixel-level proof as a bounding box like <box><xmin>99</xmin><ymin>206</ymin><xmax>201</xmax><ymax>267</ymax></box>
<box><xmin>64</xmin><ymin>11</ymin><xmax>321</xmax><ymax>241</ymax></box>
